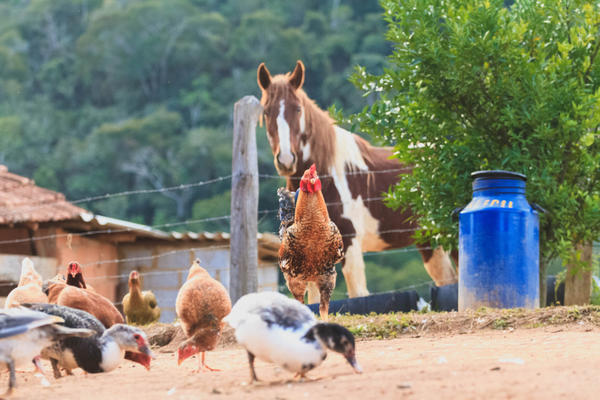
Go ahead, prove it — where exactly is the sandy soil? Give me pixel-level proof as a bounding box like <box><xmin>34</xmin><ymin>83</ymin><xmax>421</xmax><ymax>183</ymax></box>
<box><xmin>6</xmin><ymin>324</ymin><xmax>599</xmax><ymax>400</ymax></box>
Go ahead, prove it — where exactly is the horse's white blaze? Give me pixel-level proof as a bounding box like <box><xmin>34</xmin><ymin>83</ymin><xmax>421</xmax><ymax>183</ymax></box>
<box><xmin>299</xmin><ymin>106</ymin><xmax>306</xmax><ymax>133</ymax></box>
<box><xmin>276</xmin><ymin>99</ymin><xmax>294</xmax><ymax>168</ymax></box>
<box><xmin>301</xmin><ymin>141</ymin><xmax>311</xmax><ymax>162</ymax></box>
<box><xmin>423</xmin><ymin>247</ymin><xmax>457</xmax><ymax>286</ymax></box>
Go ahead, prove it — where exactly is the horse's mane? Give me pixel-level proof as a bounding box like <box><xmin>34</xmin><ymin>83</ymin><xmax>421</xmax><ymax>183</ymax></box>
<box><xmin>296</xmin><ymin>88</ymin><xmax>337</xmax><ymax>173</ymax></box>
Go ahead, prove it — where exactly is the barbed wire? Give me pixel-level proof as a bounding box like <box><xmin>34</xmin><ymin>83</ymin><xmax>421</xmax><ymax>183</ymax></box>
<box><xmin>259</xmin><ymin>167</ymin><xmax>412</xmax><ymax>181</ymax></box>
<box><xmin>0</xmin><ymin>175</ymin><xmax>233</xmax><ymax>219</ymax></box>
<box><xmin>0</xmin><ymin>193</ymin><xmax>410</xmax><ymax>246</ymax></box>
<box><xmin>0</xmin><ymin>166</ymin><xmax>412</xmax><ymax>220</ymax></box>
<box><xmin>0</xmin><ymin>214</ymin><xmax>238</xmax><ymax>246</ymax></box>
<box><xmin>2</xmin><ymin>163</ymin><xmax>597</xmax><ymax>308</ymax></box>
<box><xmin>0</xmin><ymin>239</ymin><xmax>430</xmax><ymax>289</ymax></box>
<box><xmin>0</xmin><ymin>242</ymin><xmax>233</xmax><ymax>288</ymax></box>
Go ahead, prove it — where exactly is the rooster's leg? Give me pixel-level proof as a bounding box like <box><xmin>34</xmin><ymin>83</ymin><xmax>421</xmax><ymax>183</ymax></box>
<box><xmin>286</xmin><ymin>275</ymin><xmax>308</xmax><ymax>304</ymax></box>
<box><xmin>317</xmin><ymin>273</ymin><xmax>336</xmax><ymax>321</ymax></box>
<box><xmin>306</xmin><ymin>283</ymin><xmax>320</xmax><ymax>304</ymax></box>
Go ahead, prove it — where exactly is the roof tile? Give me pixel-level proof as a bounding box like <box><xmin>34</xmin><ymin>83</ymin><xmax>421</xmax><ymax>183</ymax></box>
<box><xmin>0</xmin><ymin>165</ymin><xmax>86</xmax><ymax>224</ymax></box>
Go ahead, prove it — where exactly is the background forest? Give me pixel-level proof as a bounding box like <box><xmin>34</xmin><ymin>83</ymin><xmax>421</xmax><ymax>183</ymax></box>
<box><xmin>0</xmin><ymin>0</ymin><xmax>435</xmax><ymax>297</ymax></box>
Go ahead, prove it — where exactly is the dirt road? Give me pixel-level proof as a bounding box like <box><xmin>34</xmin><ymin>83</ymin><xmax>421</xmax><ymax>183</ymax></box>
<box><xmin>8</xmin><ymin>324</ymin><xmax>599</xmax><ymax>400</ymax></box>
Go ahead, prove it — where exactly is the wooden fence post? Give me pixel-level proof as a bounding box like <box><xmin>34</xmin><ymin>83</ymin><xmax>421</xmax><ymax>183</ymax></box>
<box><xmin>230</xmin><ymin>96</ymin><xmax>263</xmax><ymax>303</ymax></box>
<box><xmin>564</xmin><ymin>242</ymin><xmax>593</xmax><ymax>305</ymax></box>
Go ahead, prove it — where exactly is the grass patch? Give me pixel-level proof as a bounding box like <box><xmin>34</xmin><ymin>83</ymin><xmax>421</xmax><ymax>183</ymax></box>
<box><xmin>328</xmin><ymin>305</ymin><xmax>600</xmax><ymax>340</ymax></box>
<box><xmin>144</xmin><ymin>305</ymin><xmax>600</xmax><ymax>349</ymax></box>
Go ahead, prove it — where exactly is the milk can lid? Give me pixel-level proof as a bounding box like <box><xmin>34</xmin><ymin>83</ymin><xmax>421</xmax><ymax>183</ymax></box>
<box><xmin>471</xmin><ymin>170</ymin><xmax>527</xmax><ymax>181</ymax></box>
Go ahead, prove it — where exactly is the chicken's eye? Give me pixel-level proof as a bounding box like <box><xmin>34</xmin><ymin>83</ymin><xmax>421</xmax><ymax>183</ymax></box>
<box><xmin>134</xmin><ymin>334</ymin><xmax>141</xmax><ymax>340</ymax></box>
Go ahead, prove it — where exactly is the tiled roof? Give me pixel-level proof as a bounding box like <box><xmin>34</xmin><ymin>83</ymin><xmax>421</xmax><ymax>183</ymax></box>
<box><xmin>0</xmin><ymin>165</ymin><xmax>281</xmax><ymax>258</ymax></box>
<box><xmin>0</xmin><ymin>165</ymin><xmax>87</xmax><ymax>224</ymax></box>
<box><xmin>75</xmin><ymin>212</ymin><xmax>280</xmax><ymax>257</ymax></box>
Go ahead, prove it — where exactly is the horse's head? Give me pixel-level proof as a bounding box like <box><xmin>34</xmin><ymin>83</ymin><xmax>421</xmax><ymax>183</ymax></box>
<box><xmin>257</xmin><ymin>60</ymin><xmax>306</xmax><ymax>176</ymax></box>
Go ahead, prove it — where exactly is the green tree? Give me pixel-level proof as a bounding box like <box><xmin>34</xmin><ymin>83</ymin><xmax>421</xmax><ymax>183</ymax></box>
<box><xmin>351</xmin><ymin>0</ymin><xmax>600</xmax><ymax>301</ymax></box>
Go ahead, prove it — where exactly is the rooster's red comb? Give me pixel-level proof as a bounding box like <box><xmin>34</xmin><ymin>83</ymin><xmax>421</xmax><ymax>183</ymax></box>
<box><xmin>309</xmin><ymin>163</ymin><xmax>317</xmax><ymax>174</ymax></box>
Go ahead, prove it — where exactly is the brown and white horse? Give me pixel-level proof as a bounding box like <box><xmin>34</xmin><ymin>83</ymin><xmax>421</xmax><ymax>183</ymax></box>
<box><xmin>258</xmin><ymin>60</ymin><xmax>457</xmax><ymax>299</ymax></box>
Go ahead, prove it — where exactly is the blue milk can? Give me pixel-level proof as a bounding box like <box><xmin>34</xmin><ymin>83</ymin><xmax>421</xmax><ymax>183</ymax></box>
<box><xmin>458</xmin><ymin>170</ymin><xmax>539</xmax><ymax>310</ymax></box>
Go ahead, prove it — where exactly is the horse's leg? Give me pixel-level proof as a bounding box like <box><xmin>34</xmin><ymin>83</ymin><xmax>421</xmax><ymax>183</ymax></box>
<box><xmin>342</xmin><ymin>239</ymin><xmax>369</xmax><ymax>298</ymax></box>
<box><xmin>417</xmin><ymin>245</ymin><xmax>457</xmax><ymax>286</ymax></box>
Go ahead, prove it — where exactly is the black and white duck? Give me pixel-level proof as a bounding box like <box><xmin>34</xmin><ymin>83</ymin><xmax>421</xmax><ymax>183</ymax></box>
<box><xmin>224</xmin><ymin>291</ymin><xmax>362</xmax><ymax>382</ymax></box>
<box><xmin>23</xmin><ymin>303</ymin><xmax>153</xmax><ymax>377</ymax></box>
<box><xmin>0</xmin><ymin>308</ymin><xmax>94</xmax><ymax>394</ymax></box>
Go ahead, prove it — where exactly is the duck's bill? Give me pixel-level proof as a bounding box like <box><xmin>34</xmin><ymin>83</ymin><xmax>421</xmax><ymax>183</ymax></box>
<box><xmin>138</xmin><ymin>343</ymin><xmax>155</xmax><ymax>359</ymax></box>
<box><xmin>345</xmin><ymin>355</ymin><xmax>363</xmax><ymax>374</ymax></box>
<box><xmin>124</xmin><ymin>350</ymin><xmax>153</xmax><ymax>371</ymax></box>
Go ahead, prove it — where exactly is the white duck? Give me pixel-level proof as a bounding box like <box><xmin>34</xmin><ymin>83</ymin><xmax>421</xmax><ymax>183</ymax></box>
<box><xmin>224</xmin><ymin>291</ymin><xmax>362</xmax><ymax>382</ymax></box>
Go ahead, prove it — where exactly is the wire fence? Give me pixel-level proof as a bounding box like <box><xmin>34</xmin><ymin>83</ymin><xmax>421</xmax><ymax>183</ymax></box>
<box><xmin>0</xmin><ymin>167</ymin><xmax>438</xmax><ymax>306</ymax></box>
<box><xmin>2</xmin><ymin>164</ymin><xmax>598</xmax><ymax>310</ymax></box>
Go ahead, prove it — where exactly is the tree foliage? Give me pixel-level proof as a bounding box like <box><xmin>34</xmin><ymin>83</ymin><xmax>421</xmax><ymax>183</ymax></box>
<box><xmin>0</xmin><ymin>0</ymin><xmax>391</xmax><ymax>233</ymax></box>
<box><xmin>351</xmin><ymin>0</ymin><xmax>600</xmax><ymax>270</ymax></box>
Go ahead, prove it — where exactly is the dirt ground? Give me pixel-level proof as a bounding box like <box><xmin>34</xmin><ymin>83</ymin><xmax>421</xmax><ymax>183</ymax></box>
<box><xmin>7</xmin><ymin>322</ymin><xmax>599</xmax><ymax>400</ymax></box>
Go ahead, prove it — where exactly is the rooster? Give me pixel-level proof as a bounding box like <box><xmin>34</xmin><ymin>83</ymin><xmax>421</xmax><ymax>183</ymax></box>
<box><xmin>279</xmin><ymin>164</ymin><xmax>344</xmax><ymax>321</ymax></box>
<box><xmin>66</xmin><ymin>261</ymin><xmax>92</xmax><ymax>290</ymax></box>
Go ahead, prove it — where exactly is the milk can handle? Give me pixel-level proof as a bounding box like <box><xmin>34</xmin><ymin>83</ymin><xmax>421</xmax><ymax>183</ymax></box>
<box><xmin>451</xmin><ymin>206</ymin><xmax>464</xmax><ymax>222</ymax></box>
<box><xmin>530</xmin><ymin>202</ymin><xmax>547</xmax><ymax>214</ymax></box>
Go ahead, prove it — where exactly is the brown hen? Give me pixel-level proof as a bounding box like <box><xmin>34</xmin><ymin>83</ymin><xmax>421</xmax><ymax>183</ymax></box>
<box><xmin>47</xmin><ymin>282</ymin><xmax>124</xmax><ymax>328</ymax></box>
<box><xmin>176</xmin><ymin>259</ymin><xmax>231</xmax><ymax>372</ymax></box>
<box><xmin>279</xmin><ymin>164</ymin><xmax>344</xmax><ymax>321</ymax></box>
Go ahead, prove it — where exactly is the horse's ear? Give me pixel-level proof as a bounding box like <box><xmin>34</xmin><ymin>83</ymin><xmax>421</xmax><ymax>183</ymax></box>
<box><xmin>289</xmin><ymin>60</ymin><xmax>305</xmax><ymax>90</ymax></box>
<box><xmin>257</xmin><ymin>62</ymin><xmax>272</xmax><ymax>91</ymax></box>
